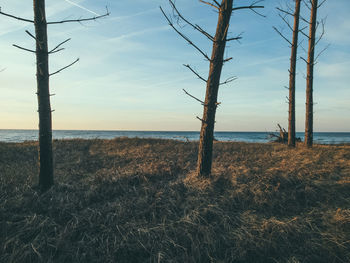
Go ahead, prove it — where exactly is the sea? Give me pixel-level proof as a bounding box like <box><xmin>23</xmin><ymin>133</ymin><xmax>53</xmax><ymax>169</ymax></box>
<box><xmin>0</xmin><ymin>129</ymin><xmax>349</xmax><ymax>144</ymax></box>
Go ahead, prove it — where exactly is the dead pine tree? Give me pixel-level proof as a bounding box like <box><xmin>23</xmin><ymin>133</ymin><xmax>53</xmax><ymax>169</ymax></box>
<box><xmin>304</xmin><ymin>0</ymin><xmax>318</xmax><ymax>147</ymax></box>
<box><xmin>34</xmin><ymin>0</ymin><xmax>53</xmax><ymax>191</ymax></box>
<box><xmin>0</xmin><ymin>1</ymin><xmax>109</xmax><ymax>191</ymax></box>
<box><xmin>273</xmin><ymin>0</ymin><xmax>302</xmax><ymax>147</ymax></box>
<box><xmin>161</xmin><ymin>0</ymin><xmax>264</xmax><ymax>177</ymax></box>
<box><xmin>301</xmin><ymin>0</ymin><xmax>327</xmax><ymax>147</ymax></box>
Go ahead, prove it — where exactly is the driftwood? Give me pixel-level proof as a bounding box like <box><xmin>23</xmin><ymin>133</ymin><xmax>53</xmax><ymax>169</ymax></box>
<box><xmin>269</xmin><ymin>124</ymin><xmax>301</xmax><ymax>143</ymax></box>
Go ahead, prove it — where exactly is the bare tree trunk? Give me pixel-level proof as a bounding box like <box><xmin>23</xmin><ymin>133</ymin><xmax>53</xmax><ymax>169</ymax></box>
<box><xmin>288</xmin><ymin>0</ymin><xmax>301</xmax><ymax>147</ymax></box>
<box><xmin>34</xmin><ymin>0</ymin><xmax>54</xmax><ymax>190</ymax></box>
<box><xmin>196</xmin><ymin>0</ymin><xmax>233</xmax><ymax>177</ymax></box>
<box><xmin>305</xmin><ymin>0</ymin><xmax>318</xmax><ymax>148</ymax></box>
<box><xmin>1</xmin><ymin>1</ymin><xmax>108</xmax><ymax>191</ymax></box>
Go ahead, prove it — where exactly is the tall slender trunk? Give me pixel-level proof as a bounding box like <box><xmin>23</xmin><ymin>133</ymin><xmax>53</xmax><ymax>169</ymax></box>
<box><xmin>34</xmin><ymin>0</ymin><xmax>54</xmax><ymax>190</ymax></box>
<box><xmin>305</xmin><ymin>0</ymin><xmax>318</xmax><ymax>148</ymax></box>
<box><xmin>288</xmin><ymin>0</ymin><xmax>301</xmax><ymax>147</ymax></box>
<box><xmin>196</xmin><ymin>0</ymin><xmax>233</xmax><ymax>177</ymax></box>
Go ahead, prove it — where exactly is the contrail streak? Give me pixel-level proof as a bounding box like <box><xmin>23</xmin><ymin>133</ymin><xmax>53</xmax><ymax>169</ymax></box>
<box><xmin>63</xmin><ymin>0</ymin><xmax>100</xmax><ymax>16</ymax></box>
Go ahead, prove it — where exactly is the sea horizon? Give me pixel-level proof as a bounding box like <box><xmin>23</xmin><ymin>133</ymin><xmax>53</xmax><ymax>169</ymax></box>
<box><xmin>1</xmin><ymin>129</ymin><xmax>350</xmax><ymax>144</ymax></box>
<box><xmin>1</xmin><ymin>128</ymin><xmax>350</xmax><ymax>133</ymax></box>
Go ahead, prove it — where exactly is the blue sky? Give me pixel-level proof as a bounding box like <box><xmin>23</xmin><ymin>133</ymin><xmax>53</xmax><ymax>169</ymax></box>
<box><xmin>0</xmin><ymin>0</ymin><xmax>349</xmax><ymax>131</ymax></box>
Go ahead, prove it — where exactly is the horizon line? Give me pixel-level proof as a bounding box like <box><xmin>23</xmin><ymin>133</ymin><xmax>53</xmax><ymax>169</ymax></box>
<box><xmin>1</xmin><ymin>129</ymin><xmax>350</xmax><ymax>133</ymax></box>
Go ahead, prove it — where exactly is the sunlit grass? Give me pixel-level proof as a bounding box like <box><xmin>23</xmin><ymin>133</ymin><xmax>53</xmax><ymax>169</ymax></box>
<box><xmin>1</xmin><ymin>138</ymin><xmax>349</xmax><ymax>262</ymax></box>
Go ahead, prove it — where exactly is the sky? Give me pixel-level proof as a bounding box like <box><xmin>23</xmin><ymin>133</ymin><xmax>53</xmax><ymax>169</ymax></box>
<box><xmin>0</xmin><ymin>0</ymin><xmax>349</xmax><ymax>132</ymax></box>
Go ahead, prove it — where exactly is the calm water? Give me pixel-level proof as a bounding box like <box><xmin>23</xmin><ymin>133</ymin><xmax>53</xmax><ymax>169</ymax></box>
<box><xmin>0</xmin><ymin>129</ymin><xmax>349</xmax><ymax>144</ymax></box>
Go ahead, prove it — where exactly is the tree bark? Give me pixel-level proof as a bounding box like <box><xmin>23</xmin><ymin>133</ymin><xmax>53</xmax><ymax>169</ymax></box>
<box><xmin>33</xmin><ymin>0</ymin><xmax>54</xmax><ymax>190</ymax></box>
<box><xmin>196</xmin><ymin>0</ymin><xmax>233</xmax><ymax>177</ymax></box>
<box><xmin>288</xmin><ymin>0</ymin><xmax>301</xmax><ymax>147</ymax></box>
<box><xmin>305</xmin><ymin>0</ymin><xmax>318</xmax><ymax>148</ymax></box>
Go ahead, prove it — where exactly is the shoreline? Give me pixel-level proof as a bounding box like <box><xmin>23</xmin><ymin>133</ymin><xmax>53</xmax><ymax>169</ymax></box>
<box><xmin>1</xmin><ymin>137</ymin><xmax>350</xmax><ymax>147</ymax></box>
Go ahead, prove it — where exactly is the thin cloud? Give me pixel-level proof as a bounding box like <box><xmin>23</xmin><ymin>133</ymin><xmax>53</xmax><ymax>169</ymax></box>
<box><xmin>239</xmin><ymin>37</ymin><xmax>280</xmax><ymax>48</ymax></box>
<box><xmin>110</xmin><ymin>8</ymin><xmax>158</xmax><ymax>21</ymax></box>
<box><xmin>317</xmin><ymin>60</ymin><xmax>350</xmax><ymax>79</ymax></box>
<box><xmin>244</xmin><ymin>55</ymin><xmax>289</xmax><ymax>67</ymax></box>
<box><xmin>63</xmin><ymin>0</ymin><xmax>100</xmax><ymax>16</ymax></box>
<box><xmin>108</xmin><ymin>25</ymin><xmax>169</xmax><ymax>43</ymax></box>
<box><xmin>325</xmin><ymin>20</ymin><xmax>350</xmax><ymax>45</ymax></box>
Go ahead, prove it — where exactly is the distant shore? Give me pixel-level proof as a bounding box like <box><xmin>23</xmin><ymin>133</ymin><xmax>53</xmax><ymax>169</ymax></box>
<box><xmin>1</xmin><ymin>138</ymin><xmax>350</xmax><ymax>262</ymax></box>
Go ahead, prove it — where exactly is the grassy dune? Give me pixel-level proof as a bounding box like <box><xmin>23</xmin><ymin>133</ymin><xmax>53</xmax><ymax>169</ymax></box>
<box><xmin>1</xmin><ymin>138</ymin><xmax>350</xmax><ymax>262</ymax></box>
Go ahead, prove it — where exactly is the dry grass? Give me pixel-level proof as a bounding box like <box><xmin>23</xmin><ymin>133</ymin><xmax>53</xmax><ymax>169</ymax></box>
<box><xmin>1</xmin><ymin>138</ymin><xmax>349</xmax><ymax>262</ymax></box>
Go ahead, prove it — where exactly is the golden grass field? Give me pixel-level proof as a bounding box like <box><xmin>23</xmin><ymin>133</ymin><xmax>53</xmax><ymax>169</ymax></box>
<box><xmin>1</xmin><ymin>138</ymin><xmax>350</xmax><ymax>262</ymax></box>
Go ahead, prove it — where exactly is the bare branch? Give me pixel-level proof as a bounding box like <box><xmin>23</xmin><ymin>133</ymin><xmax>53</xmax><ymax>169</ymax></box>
<box><xmin>212</xmin><ymin>0</ymin><xmax>221</xmax><ymax>7</ymax></box>
<box><xmin>199</xmin><ymin>0</ymin><xmax>219</xmax><ymax>10</ymax></box>
<box><xmin>232</xmin><ymin>1</ymin><xmax>265</xmax><ymax>17</ymax></box>
<box><xmin>314</xmin><ymin>19</ymin><xmax>326</xmax><ymax>47</ymax></box>
<box><xmin>227</xmin><ymin>31</ymin><xmax>243</xmax><ymax>42</ymax></box>
<box><xmin>232</xmin><ymin>1</ymin><xmax>264</xmax><ymax>11</ymax></box>
<box><xmin>303</xmin><ymin>0</ymin><xmax>312</xmax><ymax>11</ymax></box>
<box><xmin>299</xmin><ymin>25</ymin><xmax>308</xmax><ymax>32</ymax></box>
<box><xmin>49</xmin><ymin>48</ymin><xmax>65</xmax><ymax>54</ymax></box>
<box><xmin>160</xmin><ymin>6</ymin><xmax>210</xmax><ymax>61</ymax></box>
<box><xmin>276</xmin><ymin>7</ymin><xmax>293</xmax><ymax>17</ymax></box>
<box><xmin>49</xmin><ymin>58</ymin><xmax>79</xmax><ymax>76</ymax></box>
<box><xmin>12</xmin><ymin>44</ymin><xmax>36</xmax><ymax>53</ymax></box>
<box><xmin>196</xmin><ymin>116</ymin><xmax>216</xmax><ymax>123</ymax></box>
<box><xmin>222</xmin><ymin>23</ymin><xmax>230</xmax><ymax>41</ymax></box>
<box><xmin>0</xmin><ymin>9</ymin><xmax>34</xmax><ymax>23</ymax></box>
<box><xmin>47</xmin><ymin>9</ymin><xmax>109</xmax><ymax>25</ymax></box>
<box><xmin>298</xmin><ymin>39</ymin><xmax>307</xmax><ymax>53</ymax></box>
<box><xmin>278</xmin><ymin>13</ymin><xmax>293</xmax><ymax>32</ymax></box>
<box><xmin>298</xmin><ymin>38</ymin><xmax>304</xmax><ymax>47</ymax></box>
<box><xmin>183</xmin><ymin>89</ymin><xmax>205</xmax><ymax>105</ymax></box>
<box><xmin>250</xmin><ymin>7</ymin><xmax>266</xmax><ymax>18</ymax></box>
<box><xmin>300</xmin><ymin>56</ymin><xmax>308</xmax><ymax>64</ymax></box>
<box><xmin>300</xmin><ymin>15</ymin><xmax>310</xmax><ymax>24</ymax></box>
<box><xmin>220</xmin><ymin>76</ymin><xmax>237</xmax><ymax>85</ymax></box>
<box><xmin>169</xmin><ymin>0</ymin><xmax>214</xmax><ymax>41</ymax></box>
<box><xmin>223</xmin><ymin>57</ymin><xmax>233</xmax><ymax>63</ymax></box>
<box><xmin>285</xmin><ymin>1</ymin><xmax>295</xmax><ymax>13</ymax></box>
<box><xmin>226</xmin><ymin>36</ymin><xmax>242</xmax><ymax>42</ymax></box>
<box><xmin>285</xmin><ymin>96</ymin><xmax>291</xmax><ymax>103</ymax></box>
<box><xmin>0</xmin><ymin>7</ymin><xmax>109</xmax><ymax>30</ymax></box>
<box><xmin>299</xmin><ymin>27</ymin><xmax>309</xmax><ymax>38</ymax></box>
<box><xmin>183</xmin><ymin>64</ymin><xmax>207</xmax><ymax>82</ymax></box>
<box><xmin>49</xmin><ymin>38</ymin><xmax>71</xmax><ymax>54</ymax></box>
<box><xmin>195</xmin><ymin>24</ymin><xmax>214</xmax><ymax>41</ymax></box>
<box><xmin>273</xmin><ymin>26</ymin><xmax>292</xmax><ymax>46</ymax></box>
<box><xmin>213</xmin><ymin>0</ymin><xmax>221</xmax><ymax>7</ymax></box>
<box><xmin>196</xmin><ymin>116</ymin><xmax>207</xmax><ymax>123</ymax></box>
<box><xmin>318</xmin><ymin>0</ymin><xmax>327</xmax><ymax>8</ymax></box>
<box><xmin>25</xmin><ymin>30</ymin><xmax>36</xmax><ymax>40</ymax></box>
<box><xmin>314</xmin><ymin>43</ymin><xmax>330</xmax><ymax>62</ymax></box>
